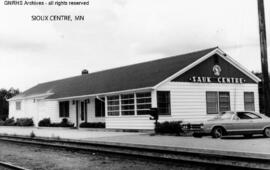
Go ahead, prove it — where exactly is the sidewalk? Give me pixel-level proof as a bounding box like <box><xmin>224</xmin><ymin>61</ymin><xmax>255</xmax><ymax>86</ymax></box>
<box><xmin>0</xmin><ymin>126</ymin><xmax>270</xmax><ymax>157</ymax></box>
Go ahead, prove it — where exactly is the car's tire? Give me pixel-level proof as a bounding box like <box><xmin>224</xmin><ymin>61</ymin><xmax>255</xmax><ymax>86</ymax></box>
<box><xmin>193</xmin><ymin>133</ymin><xmax>202</xmax><ymax>138</ymax></box>
<box><xmin>263</xmin><ymin>127</ymin><xmax>270</xmax><ymax>138</ymax></box>
<box><xmin>244</xmin><ymin>134</ymin><xmax>253</xmax><ymax>138</ymax></box>
<box><xmin>211</xmin><ymin>127</ymin><xmax>224</xmax><ymax>138</ymax></box>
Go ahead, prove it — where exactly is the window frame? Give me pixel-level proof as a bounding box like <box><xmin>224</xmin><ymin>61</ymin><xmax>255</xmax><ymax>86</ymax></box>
<box><xmin>106</xmin><ymin>92</ymin><xmax>153</xmax><ymax>117</ymax></box>
<box><xmin>107</xmin><ymin>95</ymin><xmax>120</xmax><ymax>116</ymax></box>
<box><xmin>206</xmin><ymin>91</ymin><xmax>230</xmax><ymax>114</ymax></box>
<box><xmin>244</xmin><ymin>92</ymin><xmax>255</xmax><ymax>111</ymax></box>
<box><xmin>59</xmin><ymin>101</ymin><xmax>70</xmax><ymax>118</ymax></box>
<box><xmin>157</xmin><ymin>91</ymin><xmax>171</xmax><ymax>115</ymax></box>
<box><xmin>95</xmin><ymin>98</ymin><xmax>105</xmax><ymax>117</ymax></box>
<box><xmin>121</xmin><ymin>93</ymin><xmax>135</xmax><ymax>116</ymax></box>
<box><xmin>136</xmin><ymin>92</ymin><xmax>152</xmax><ymax>115</ymax></box>
<box><xmin>15</xmin><ymin>101</ymin><xmax>21</xmax><ymax>111</ymax></box>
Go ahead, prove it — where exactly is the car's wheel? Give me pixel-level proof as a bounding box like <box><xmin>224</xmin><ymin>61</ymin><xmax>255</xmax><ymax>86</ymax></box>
<box><xmin>211</xmin><ymin>127</ymin><xmax>224</xmax><ymax>138</ymax></box>
<box><xmin>263</xmin><ymin>127</ymin><xmax>270</xmax><ymax>138</ymax></box>
<box><xmin>244</xmin><ymin>134</ymin><xmax>253</xmax><ymax>138</ymax></box>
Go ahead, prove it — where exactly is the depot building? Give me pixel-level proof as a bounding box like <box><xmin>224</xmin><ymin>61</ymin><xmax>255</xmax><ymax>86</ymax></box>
<box><xmin>8</xmin><ymin>47</ymin><xmax>260</xmax><ymax>130</ymax></box>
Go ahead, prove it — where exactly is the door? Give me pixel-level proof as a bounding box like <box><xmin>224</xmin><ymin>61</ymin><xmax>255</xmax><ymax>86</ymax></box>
<box><xmin>80</xmin><ymin>100</ymin><xmax>88</xmax><ymax>123</ymax></box>
<box><xmin>81</xmin><ymin>101</ymin><xmax>85</xmax><ymax>122</ymax></box>
<box><xmin>234</xmin><ymin>112</ymin><xmax>257</xmax><ymax>133</ymax></box>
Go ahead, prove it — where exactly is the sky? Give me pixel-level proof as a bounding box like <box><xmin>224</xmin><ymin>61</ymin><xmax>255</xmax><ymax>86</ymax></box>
<box><xmin>0</xmin><ymin>0</ymin><xmax>270</xmax><ymax>91</ymax></box>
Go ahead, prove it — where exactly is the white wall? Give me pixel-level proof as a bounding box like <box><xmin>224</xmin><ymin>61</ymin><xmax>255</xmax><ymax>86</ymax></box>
<box><xmin>87</xmin><ymin>98</ymin><xmax>105</xmax><ymax>123</ymax></box>
<box><xmin>158</xmin><ymin>82</ymin><xmax>259</xmax><ymax>121</ymax></box>
<box><xmin>9</xmin><ymin>99</ymin><xmax>60</xmax><ymax>126</ymax></box>
<box><xmin>105</xmin><ymin>82</ymin><xmax>259</xmax><ymax>129</ymax></box>
<box><xmin>9</xmin><ymin>97</ymin><xmax>105</xmax><ymax>127</ymax></box>
<box><xmin>37</xmin><ymin>100</ymin><xmax>60</xmax><ymax>123</ymax></box>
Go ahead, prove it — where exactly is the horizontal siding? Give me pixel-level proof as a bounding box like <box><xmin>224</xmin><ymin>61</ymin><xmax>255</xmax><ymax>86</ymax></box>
<box><xmin>106</xmin><ymin>117</ymin><xmax>155</xmax><ymax>129</ymax></box>
<box><xmin>106</xmin><ymin>82</ymin><xmax>259</xmax><ymax>129</ymax></box>
<box><xmin>158</xmin><ymin>82</ymin><xmax>259</xmax><ymax>118</ymax></box>
<box><xmin>38</xmin><ymin>101</ymin><xmax>60</xmax><ymax>123</ymax></box>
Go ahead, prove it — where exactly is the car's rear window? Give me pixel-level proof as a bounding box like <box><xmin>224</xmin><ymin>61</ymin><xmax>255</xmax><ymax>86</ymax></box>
<box><xmin>237</xmin><ymin>112</ymin><xmax>261</xmax><ymax>119</ymax></box>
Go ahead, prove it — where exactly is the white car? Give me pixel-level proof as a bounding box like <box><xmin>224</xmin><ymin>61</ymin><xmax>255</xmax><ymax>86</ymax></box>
<box><xmin>181</xmin><ymin>111</ymin><xmax>270</xmax><ymax>138</ymax></box>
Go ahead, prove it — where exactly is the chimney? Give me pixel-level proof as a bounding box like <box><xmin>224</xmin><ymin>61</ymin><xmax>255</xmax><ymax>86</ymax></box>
<box><xmin>81</xmin><ymin>69</ymin><xmax>89</xmax><ymax>75</ymax></box>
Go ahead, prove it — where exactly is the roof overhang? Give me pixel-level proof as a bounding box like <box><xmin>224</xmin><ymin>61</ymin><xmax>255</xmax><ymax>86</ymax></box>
<box><xmin>8</xmin><ymin>92</ymin><xmax>54</xmax><ymax>101</ymax></box>
<box><xmin>46</xmin><ymin>87</ymin><xmax>154</xmax><ymax>101</ymax></box>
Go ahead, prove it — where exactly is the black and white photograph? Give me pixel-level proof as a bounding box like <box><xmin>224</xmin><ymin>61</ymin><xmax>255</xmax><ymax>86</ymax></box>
<box><xmin>0</xmin><ymin>0</ymin><xmax>270</xmax><ymax>169</ymax></box>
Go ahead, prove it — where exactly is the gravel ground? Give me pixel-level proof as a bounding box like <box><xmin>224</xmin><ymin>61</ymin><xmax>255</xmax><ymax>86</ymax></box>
<box><xmin>0</xmin><ymin>140</ymin><xmax>223</xmax><ymax>170</ymax></box>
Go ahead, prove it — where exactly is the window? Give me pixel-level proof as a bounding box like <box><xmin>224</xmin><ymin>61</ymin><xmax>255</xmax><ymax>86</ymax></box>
<box><xmin>237</xmin><ymin>112</ymin><xmax>261</xmax><ymax>119</ymax></box>
<box><xmin>157</xmin><ymin>91</ymin><xmax>171</xmax><ymax>115</ymax></box>
<box><xmin>59</xmin><ymin>101</ymin><xmax>69</xmax><ymax>117</ymax></box>
<box><xmin>121</xmin><ymin>94</ymin><xmax>135</xmax><ymax>115</ymax></box>
<box><xmin>244</xmin><ymin>92</ymin><xmax>255</xmax><ymax>111</ymax></box>
<box><xmin>219</xmin><ymin>92</ymin><xmax>230</xmax><ymax>112</ymax></box>
<box><xmin>206</xmin><ymin>92</ymin><xmax>218</xmax><ymax>114</ymax></box>
<box><xmin>136</xmin><ymin>92</ymin><xmax>152</xmax><ymax>115</ymax></box>
<box><xmin>206</xmin><ymin>92</ymin><xmax>230</xmax><ymax>114</ymax></box>
<box><xmin>16</xmin><ymin>101</ymin><xmax>21</xmax><ymax>110</ymax></box>
<box><xmin>107</xmin><ymin>92</ymin><xmax>152</xmax><ymax>116</ymax></box>
<box><xmin>107</xmin><ymin>95</ymin><xmax>120</xmax><ymax>116</ymax></box>
<box><xmin>95</xmin><ymin>98</ymin><xmax>105</xmax><ymax>117</ymax></box>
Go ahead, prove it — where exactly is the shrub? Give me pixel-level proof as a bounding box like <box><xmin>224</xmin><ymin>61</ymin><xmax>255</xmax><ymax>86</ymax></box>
<box><xmin>3</xmin><ymin>117</ymin><xmax>16</xmax><ymax>126</ymax></box>
<box><xmin>79</xmin><ymin>122</ymin><xmax>105</xmax><ymax>128</ymax></box>
<box><xmin>0</xmin><ymin>120</ymin><xmax>5</xmax><ymax>126</ymax></box>
<box><xmin>38</xmin><ymin>118</ymin><xmax>51</xmax><ymax>127</ymax></box>
<box><xmin>155</xmin><ymin>121</ymin><xmax>183</xmax><ymax>135</ymax></box>
<box><xmin>38</xmin><ymin>118</ymin><xmax>74</xmax><ymax>128</ymax></box>
<box><xmin>51</xmin><ymin>118</ymin><xmax>74</xmax><ymax>128</ymax></box>
<box><xmin>16</xmin><ymin>118</ymin><xmax>34</xmax><ymax>126</ymax></box>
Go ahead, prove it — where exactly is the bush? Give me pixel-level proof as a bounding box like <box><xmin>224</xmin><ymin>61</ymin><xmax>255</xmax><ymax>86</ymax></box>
<box><xmin>38</xmin><ymin>118</ymin><xmax>51</xmax><ymax>127</ymax></box>
<box><xmin>3</xmin><ymin>117</ymin><xmax>16</xmax><ymax>126</ymax></box>
<box><xmin>0</xmin><ymin>117</ymin><xmax>34</xmax><ymax>126</ymax></box>
<box><xmin>0</xmin><ymin>120</ymin><xmax>5</xmax><ymax>126</ymax></box>
<box><xmin>38</xmin><ymin>118</ymin><xmax>74</xmax><ymax>128</ymax></box>
<box><xmin>155</xmin><ymin>121</ymin><xmax>183</xmax><ymax>135</ymax></box>
<box><xmin>79</xmin><ymin>122</ymin><xmax>105</xmax><ymax>128</ymax></box>
<box><xmin>51</xmin><ymin>118</ymin><xmax>74</xmax><ymax>128</ymax></box>
<box><xmin>16</xmin><ymin>118</ymin><xmax>34</xmax><ymax>126</ymax></box>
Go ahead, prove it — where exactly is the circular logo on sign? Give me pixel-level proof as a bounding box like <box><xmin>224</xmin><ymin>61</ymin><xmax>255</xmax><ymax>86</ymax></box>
<box><xmin>213</xmin><ymin>65</ymin><xmax>221</xmax><ymax>76</ymax></box>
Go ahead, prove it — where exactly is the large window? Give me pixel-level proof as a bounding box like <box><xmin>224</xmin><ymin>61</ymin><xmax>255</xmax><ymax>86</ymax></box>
<box><xmin>121</xmin><ymin>94</ymin><xmax>135</xmax><ymax>115</ymax></box>
<box><xmin>107</xmin><ymin>92</ymin><xmax>152</xmax><ymax>116</ymax></box>
<box><xmin>16</xmin><ymin>101</ymin><xmax>21</xmax><ymax>110</ymax></box>
<box><xmin>244</xmin><ymin>92</ymin><xmax>255</xmax><ymax>111</ymax></box>
<box><xmin>206</xmin><ymin>92</ymin><xmax>230</xmax><ymax>114</ymax></box>
<box><xmin>95</xmin><ymin>98</ymin><xmax>105</xmax><ymax>117</ymax></box>
<box><xmin>136</xmin><ymin>92</ymin><xmax>152</xmax><ymax>115</ymax></box>
<box><xmin>107</xmin><ymin>95</ymin><xmax>120</xmax><ymax>116</ymax></box>
<box><xmin>59</xmin><ymin>101</ymin><xmax>69</xmax><ymax>117</ymax></box>
<box><xmin>157</xmin><ymin>91</ymin><xmax>171</xmax><ymax>115</ymax></box>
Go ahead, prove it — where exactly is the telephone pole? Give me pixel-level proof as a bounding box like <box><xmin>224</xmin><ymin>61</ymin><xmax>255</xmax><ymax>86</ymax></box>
<box><xmin>257</xmin><ymin>0</ymin><xmax>270</xmax><ymax>116</ymax></box>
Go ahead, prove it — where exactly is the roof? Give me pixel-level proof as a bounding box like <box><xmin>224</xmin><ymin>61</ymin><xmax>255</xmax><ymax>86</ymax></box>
<box><xmin>12</xmin><ymin>47</ymin><xmax>221</xmax><ymax>100</ymax></box>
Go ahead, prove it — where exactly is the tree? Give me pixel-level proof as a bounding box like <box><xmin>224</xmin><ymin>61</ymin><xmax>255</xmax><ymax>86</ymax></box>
<box><xmin>0</xmin><ymin>88</ymin><xmax>20</xmax><ymax>120</ymax></box>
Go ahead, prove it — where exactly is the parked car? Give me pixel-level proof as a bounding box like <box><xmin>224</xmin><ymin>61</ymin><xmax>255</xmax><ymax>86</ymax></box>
<box><xmin>181</xmin><ymin>111</ymin><xmax>270</xmax><ymax>138</ymax></box>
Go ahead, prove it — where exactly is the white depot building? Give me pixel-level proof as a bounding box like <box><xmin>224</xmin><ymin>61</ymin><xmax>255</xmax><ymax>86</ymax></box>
<box><xmin>8</xmin><ymin>47</ymin><xmax>260</xmax><ymax>129</ymax></box>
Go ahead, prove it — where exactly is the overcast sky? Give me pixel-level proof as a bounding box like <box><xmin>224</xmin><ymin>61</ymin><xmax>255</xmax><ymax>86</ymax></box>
<box><xmin>0</xmin><ymin>0</ymin><xmax>270</xmax><ymax>91</ymax></box>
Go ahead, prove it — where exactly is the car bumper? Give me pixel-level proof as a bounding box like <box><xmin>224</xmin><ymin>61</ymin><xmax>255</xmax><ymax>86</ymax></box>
<box><xmin>181</xmin><ymin>124</ymin><xmax>211</xmax><ymax>135</ymax></box>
